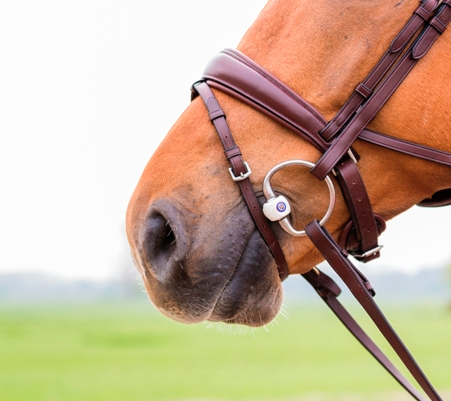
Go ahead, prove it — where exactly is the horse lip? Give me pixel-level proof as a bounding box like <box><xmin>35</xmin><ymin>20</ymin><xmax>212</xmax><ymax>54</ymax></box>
<box><xmin>210</xmin><ymin>253</ymin><xmax>243</xmax><ymax>316</ymax></box>
<box><xmin>207</xmin><ymin>229</ymin><xmax>282</xmax><ymax>325</ymax></box>
<box><xmin>205</xmin><ymin>231</ymin><xmax>253</xmax><ymax>320</ymax></box>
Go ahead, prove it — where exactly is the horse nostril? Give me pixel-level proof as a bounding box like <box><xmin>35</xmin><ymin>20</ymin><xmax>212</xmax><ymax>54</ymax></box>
<box><xmin>144</xmin><ymin>212</ymin><xmax>177</xmax><ymax>268</ymax></box>
<box><xmin>162</xmin><ymin>220</ymin><xmax>177</xmax><ymax>253</ymax></box>
<box><xmin>137</xmin><ymin>198</ymin><xmax>192</xmax><ymax>283</ymax></box>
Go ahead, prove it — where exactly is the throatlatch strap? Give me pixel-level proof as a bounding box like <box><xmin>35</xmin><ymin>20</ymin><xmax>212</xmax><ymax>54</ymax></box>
<box><xmin>192</xmin><ymin>81</ymin><xmax>289</xmax><ymax>280</ymax></box>
<box><xmin>305</xmin><ymin>220</ymin><xmax>442</xmax><ymax>401</ymax></box>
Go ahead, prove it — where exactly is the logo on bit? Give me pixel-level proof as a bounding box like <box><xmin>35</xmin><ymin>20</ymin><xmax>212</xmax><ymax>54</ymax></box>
<box><xmin>276</xmin><ymin>202</ymin><xmax>287</xmax><ymax>213</ymax></box>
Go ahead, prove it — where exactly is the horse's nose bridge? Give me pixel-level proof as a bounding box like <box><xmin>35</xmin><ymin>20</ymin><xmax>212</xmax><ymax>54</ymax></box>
<box><xmin>138</xmin><ymin>198</ymin><xmax>192</xmax><ymax>283</ymax></box>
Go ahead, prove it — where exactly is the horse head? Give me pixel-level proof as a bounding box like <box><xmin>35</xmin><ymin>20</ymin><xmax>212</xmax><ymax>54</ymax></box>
<box><xmin>126</xmin><ymin>0</ymin><xmax>451</xmax><ymax>327</ymax></box>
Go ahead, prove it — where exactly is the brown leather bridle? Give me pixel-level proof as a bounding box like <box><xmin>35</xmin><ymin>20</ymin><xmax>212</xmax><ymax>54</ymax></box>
<box><xmin>190</xmin><ymin>0</ymin><xmax>451</xmax><ymax>399</ymax></box>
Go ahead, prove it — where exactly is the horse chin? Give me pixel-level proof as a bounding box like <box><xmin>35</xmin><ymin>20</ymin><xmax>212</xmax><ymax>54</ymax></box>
<box><xmin>208</xmin><ymin>230</ymin><xmax>283</xmax><ymax>327</ymax></box>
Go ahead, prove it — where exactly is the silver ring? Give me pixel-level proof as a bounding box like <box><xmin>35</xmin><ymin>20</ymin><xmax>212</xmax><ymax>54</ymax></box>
<box><xmin>262</xmin><ymin>160</ymin><xmax>336</xmax><ymax>237</ymax></box>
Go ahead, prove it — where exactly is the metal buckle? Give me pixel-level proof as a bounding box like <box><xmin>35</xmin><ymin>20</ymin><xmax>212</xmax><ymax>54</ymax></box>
<box><xmin>352</xmin><ymin>245</ymin><xmax>384</xmax><ymax>260</ymax></box>
<box><xmin>229</xmin><ymin>162</ymin><xmax>252</xmax><ymax>181</ymax></box>
<box><xmin>332</xmin><ymin>149</ymin><xmax>358</xmax><ymax>176</ymax></box>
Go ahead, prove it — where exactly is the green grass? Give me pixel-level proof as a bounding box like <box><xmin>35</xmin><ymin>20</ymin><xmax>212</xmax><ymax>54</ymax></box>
<box><xmin>0</xmin><ymin>301</ymin><xmax>450</xmax><ymax>401</ymax></box>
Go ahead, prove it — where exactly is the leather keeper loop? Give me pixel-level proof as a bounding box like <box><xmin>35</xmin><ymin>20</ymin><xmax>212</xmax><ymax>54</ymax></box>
<box><xmin>415</xmin><ymin>5</ymin><xmax>433</xmax><ymax>21</ymax></box>
<box><xmin>364</xmin><ymin>281</ymin><xmax>376</xmax><ymax>297</ymax></box>
<box><xmin>208</xmin><ymin>108</ymin><xmax>225</xmax><ymax>121</ymax></box>
<box><xmin>430</xmin><ymin>16</ymin><xmax>447</xmax><ymax>33</ymax></box>
<box><xmin>355</xmin><ymin>83</ymin><xmax>372</xmax><ymax>99</ymax></box>
<box><xmin>224</xmin><ymin>146</ymin><xmax>242</xmax><ymax>160</ymax></box>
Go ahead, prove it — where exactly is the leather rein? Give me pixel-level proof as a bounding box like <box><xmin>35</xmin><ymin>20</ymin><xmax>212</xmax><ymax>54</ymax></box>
<box><xmin>191</xmin><ymin>0</ymin><xmax>451</xmax><ymax>399</ymax></box>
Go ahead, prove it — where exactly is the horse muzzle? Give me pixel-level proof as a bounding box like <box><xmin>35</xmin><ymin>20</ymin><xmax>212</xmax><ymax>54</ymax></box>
<box><xmin>129</xmin><ymin>196</ymin><xmax>283</xmax><ymax>326</ymax></box>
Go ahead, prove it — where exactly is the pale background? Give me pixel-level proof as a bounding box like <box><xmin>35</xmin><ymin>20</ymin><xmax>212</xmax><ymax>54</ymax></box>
<box><xmin>2</xmin><ymin>0</ymin><xmax>450</xmax><ymax>282</ymax></box>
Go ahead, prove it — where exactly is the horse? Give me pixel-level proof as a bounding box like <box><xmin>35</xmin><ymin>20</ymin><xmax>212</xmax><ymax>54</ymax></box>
<box><xmin>126</xmin><ymin>0</ymin><xmax>451</xmax><ymax>398</ymax></box>
<box><xmin>127</xmin><ymin>0</ymin><xmax>451</xmax><ymax>325</ymax></box>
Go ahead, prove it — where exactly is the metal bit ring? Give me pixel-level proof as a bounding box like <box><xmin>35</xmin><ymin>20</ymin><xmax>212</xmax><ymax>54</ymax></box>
<box><xmin>262</xmin><ymin>160</ymin><xmax>336</xmax><ymax>237</ymax></box>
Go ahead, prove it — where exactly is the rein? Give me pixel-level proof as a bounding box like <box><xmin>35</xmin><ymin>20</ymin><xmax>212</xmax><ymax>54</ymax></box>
<box><xmin>191</xmin><ymin>0</ymin><xmax>451</xmax><ymax>399</ymax></box>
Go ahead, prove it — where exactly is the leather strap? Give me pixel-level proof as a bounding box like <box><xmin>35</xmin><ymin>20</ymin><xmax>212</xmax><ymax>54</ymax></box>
<box><xmin>338</xmin><ymin>213</ymin><xmax>386</xmax><ymax>251</ymax></box>
<box><xmin>320</xmin><ymin>0</ymin><xmax>438</xmax><ymax>141</ymax></box>
<box><xmin>305</xmin><ymin>220</ymin><xmax>443</xmax><ymax>401</ymax></box>
<box><xmin>302</xmin><ymin>268</ymin><xmax>428</xmax><ymax>401</ymax></box>
<box><xmin>359</xmin><ymin>129</ymin><xmax>451</xmax><ymax>167</ymax></box>
<box><xmin>192</xmin><ymin>81</ymin><xmax>289</xmax><ymax>280</ymax></box>
<box><xmin>334</xmin><ymin>158</ymin><xmax>381</xmax><ymax>262</ymax></box>
<box><xmin>413</xmin><ymin>0</ymin><xmax>451</xmax><ymax>59</ymax></box>
<box><xmin>312</xmin><ymin>0</ymin><xmax>451</xmax><ymax>180</ymax></box>
<box><xmin>202</xmin><ymin>49</ymin><xmax>328</xmax><ymax>151</ymax></box>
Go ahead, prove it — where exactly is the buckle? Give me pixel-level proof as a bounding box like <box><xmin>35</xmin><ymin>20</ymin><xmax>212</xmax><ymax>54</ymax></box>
<box><xmin>229</xmin><ymin>162</ymin><xmax>252</xmax><ymax>181</ymax></box>
<box><xmin>352</xmin><ymin>245</ymin><xmax>384</xmax><ymax>260</ymax></box>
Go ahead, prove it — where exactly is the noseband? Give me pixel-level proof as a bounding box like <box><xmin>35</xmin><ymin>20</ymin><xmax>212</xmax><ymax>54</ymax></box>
<box><xmin>191</xmin><ymin>1</ymin><xmax>451</xmax><ymax>400</ymax></box>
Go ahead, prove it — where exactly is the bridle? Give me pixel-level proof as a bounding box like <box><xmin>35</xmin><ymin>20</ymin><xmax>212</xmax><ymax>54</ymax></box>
<box><xmin>190</xmin><ymin>0</ymin><xmax>451</xmax><ymax>400</ymax></box>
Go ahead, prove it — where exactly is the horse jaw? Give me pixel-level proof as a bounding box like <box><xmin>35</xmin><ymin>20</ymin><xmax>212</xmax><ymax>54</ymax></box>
<box><xmin>127</xmin><ymin>0</ymin><xmax>451</xmax><ymax>326</ymax></box>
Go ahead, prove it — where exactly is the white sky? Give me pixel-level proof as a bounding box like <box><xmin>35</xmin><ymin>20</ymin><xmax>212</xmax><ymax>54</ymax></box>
<box><xmin>1</xmin><ymin>0</ymin><xmax>450</xmax><ymax>281</ymax></box>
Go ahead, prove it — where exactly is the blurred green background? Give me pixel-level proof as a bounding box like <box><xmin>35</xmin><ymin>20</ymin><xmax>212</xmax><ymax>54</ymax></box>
<box><xmin>1</xmin><ymin>271</ymin><xmax>450</xmax><ymax>401</ymax></box>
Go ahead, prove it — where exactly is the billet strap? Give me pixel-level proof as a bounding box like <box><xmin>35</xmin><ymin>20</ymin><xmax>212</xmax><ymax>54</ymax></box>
<box><xmin>312</xmin><ymin>0</ymin><xmax>451</xmax><ymax>180</ymax></box>
<box><xmin>192</xmin><ymin>81</ymin><xmax>289</xmax><ymax>280</ymax></box>
<box><xmin>302</xmin><ymin>269</ymin><xmax>428</xmax><ymax>401</ymax></box>
<box><xmin>305</xmin><ymin>219</ymin><xmax>443</xmax><ymax>401</ymax></box>
<box><xmin>320</xmin><ymin>0</ymin><xmax>439</xmax><ymax>141</ymax></box>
